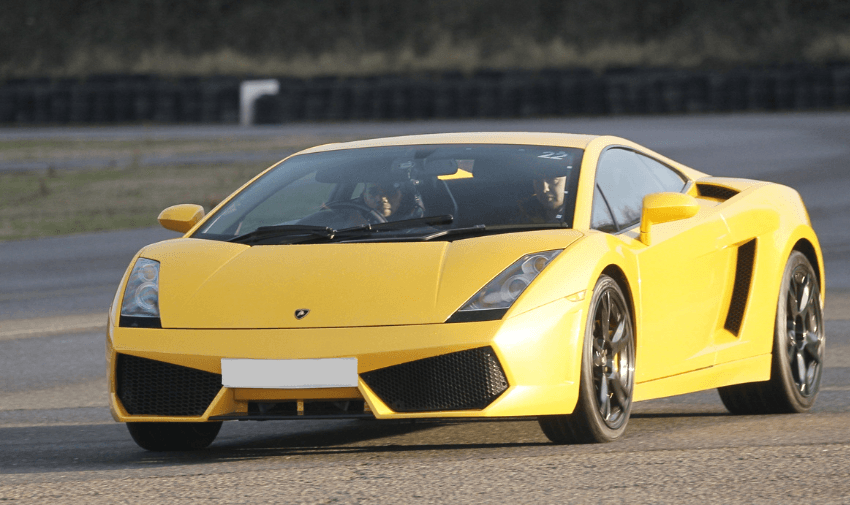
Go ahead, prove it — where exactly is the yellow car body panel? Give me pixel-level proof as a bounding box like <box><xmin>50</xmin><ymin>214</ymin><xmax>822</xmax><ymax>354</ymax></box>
<box><xmin>135</xmin><ymin>229</ymin><xmax>583</xmax><ymax>328</ymax></box>
<box><xmin>109</xmin><ymin>297</ymin><xmax>587</xmax><ymax>421</ymax></box>
<box><xmin>107</xmin><ymin>132</ymin><xmax>825</xmax><ymax>424</ymax></box>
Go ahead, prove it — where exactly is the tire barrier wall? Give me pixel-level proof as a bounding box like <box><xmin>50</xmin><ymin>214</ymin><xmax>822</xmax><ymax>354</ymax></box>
<box><xmin>0</xmin><ymin>76</ymin><xmax>241</xmax><ymax>125</ymax></box>
<box><xmin>2</xmin><ymin>65</ymin><xmax>849</xmax><ymax>125</ymax></box>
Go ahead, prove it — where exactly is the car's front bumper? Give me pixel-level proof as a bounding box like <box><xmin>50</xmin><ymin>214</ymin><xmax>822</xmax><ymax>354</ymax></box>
<box><xmin>107</xmin><ymin>298</ymin><xmax>586</xmax><ymax>423</ymax></box>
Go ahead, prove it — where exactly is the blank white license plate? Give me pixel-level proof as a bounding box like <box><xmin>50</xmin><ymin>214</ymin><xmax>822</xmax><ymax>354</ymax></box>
<box><xmin>221</xmin><ymin>358</ymin><xmax>358</xmax><ymax>389</ymax></box>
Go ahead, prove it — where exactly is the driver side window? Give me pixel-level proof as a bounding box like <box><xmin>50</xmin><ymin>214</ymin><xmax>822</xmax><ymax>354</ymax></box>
<box><xmin>593</xmin><ymin>148</ymin><xmax>678</xmax><ymax>231</ymax></box>
<box><xmin>591</xmin><ymin>185</ymin><xmax>617</xmax><ymax>233</ymax></box>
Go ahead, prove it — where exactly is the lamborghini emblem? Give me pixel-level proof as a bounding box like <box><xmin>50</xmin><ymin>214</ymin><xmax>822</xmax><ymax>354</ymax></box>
<box><xmin>294</xmin><ymin>309</ymin><xmax>310</xmax><ymax>320</ymax></box>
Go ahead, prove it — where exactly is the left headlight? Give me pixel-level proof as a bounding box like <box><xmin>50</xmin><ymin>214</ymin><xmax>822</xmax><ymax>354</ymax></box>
<box><xmin>119</xmin><ymin>258</ymin><xmax>161</xmax><ymax>328</ymax></box>
<box><xmin>447</xmin><ymin>250</ymin><xmax>561</xmax><ymax>323</ymax></box>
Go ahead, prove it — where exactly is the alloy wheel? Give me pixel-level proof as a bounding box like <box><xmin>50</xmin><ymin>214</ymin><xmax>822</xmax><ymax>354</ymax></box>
<box><xmin>590</xmin><ymin>289</ymin><xmax>635</xmax><ymax>429</ymax></box>
<box><xmin>785</xmin><ymin>266</ymin><xmax>824</xmax><ymax>397</ymax></box>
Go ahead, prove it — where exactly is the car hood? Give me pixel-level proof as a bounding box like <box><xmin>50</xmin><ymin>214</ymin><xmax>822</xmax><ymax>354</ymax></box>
<box><xmin>137</xmin><ymin>231</ymin><xmax>583</xmax><ymax>329</ymax></box>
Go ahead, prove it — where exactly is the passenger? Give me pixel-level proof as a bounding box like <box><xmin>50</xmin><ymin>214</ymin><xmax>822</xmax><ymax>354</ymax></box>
<box><xmin>517</xmin><ymin>174</ymin><xmax>568</xmax><ymax>223</ymax></box>
<box><xmin>361</xmin><ymin>181</ymin><xmax>425</xmax><ymax>221</ymax></box>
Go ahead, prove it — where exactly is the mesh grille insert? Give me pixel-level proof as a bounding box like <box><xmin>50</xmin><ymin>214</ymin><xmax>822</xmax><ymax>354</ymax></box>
<box><xmin>116</xmin><ymin>354</ymin><xmax>222</xmax><ymax>416</ymax></box>
<box><xmin>697</xmin><ymin>183</ymin><xmax>739</xmax><ymax>201</ymax></box>
<box><xmin>725</xmin><ymin>240</ymin><xmax>756</xmax><ymax>335</ymax></box>
<box><xmin>361</xmin><ymin>346</ymin><xmax>509</xmax><ymax>413</ymax></box>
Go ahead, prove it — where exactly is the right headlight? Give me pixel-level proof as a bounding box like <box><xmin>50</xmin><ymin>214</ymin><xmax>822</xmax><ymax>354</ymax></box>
<box><xmin>447</xmin><ymin>250</ymin><xmax>561</xmax><ymax>323</ymax></box>
<box><xmin>119</xmin><ymin>258</ymin><xmax>162</xmax><ymax>328</ymax></box>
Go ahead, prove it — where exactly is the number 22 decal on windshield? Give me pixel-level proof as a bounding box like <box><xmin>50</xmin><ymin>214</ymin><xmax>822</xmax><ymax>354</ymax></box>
<box><xmin>538</xmin><ymin>151</ymin><xmax>569</xmax><ymax>160</ymax></box>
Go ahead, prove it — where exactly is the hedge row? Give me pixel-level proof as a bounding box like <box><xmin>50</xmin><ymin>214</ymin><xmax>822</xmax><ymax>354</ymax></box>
<box><xmin>2</xmin><ymin>65</ymin><xmax>849</xmax><ymax>125</ymax></box>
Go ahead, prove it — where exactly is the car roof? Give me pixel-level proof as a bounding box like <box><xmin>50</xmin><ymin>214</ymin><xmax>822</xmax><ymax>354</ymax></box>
<box><xmin>283</xmin><ymin>132</ymin><xmax>707</xmax><ymax>183</ymax></box>
<box><xmin>297</xmin><ymin>132</ymin><xmax>600</xmax><ymax>155</ymax></box>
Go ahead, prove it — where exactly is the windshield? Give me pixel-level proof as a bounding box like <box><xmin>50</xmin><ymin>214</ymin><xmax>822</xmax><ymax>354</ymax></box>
<box><xmin>194</xmin><ymin>144</ymin><xmax>583</xmax><ymax>242</ymax></box>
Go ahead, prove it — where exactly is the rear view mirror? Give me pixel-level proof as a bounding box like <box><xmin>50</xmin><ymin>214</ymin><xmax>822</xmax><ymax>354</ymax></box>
<box><xmin>421</xmin><ymin>158</ymin><xmax>458</xmax><ymax>176</ymax></box>
<box><xmin>158</xmin><ymin>204</ymin><xmax>205</xmax><ymax>233</ymax></box>
<box><xmin>393</xmin><ymin>158</ymin><xmax>459</xmax><ymax>177</ymax></box>
<box><xmin>639</xmin><ymin>193</ymin><xmax>699</xmax><ymax>245</ymax></box>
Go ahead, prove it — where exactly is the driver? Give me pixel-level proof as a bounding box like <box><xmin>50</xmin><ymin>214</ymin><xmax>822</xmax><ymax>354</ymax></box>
<box><xmin>361</xmin><ymin>181</ymin><xmax>425</xmax><ymax>221</ymax></box>
<box><xmin>517</xmin><ymin>174</ymin><xmax>568</xmax><ymax>223</ymax></box>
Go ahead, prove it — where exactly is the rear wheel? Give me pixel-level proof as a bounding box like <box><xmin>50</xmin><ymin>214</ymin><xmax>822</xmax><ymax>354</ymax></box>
<box><xmin>718</xmin><ymin>251</ymin><xmax>825</xmax><ymax>414</ymax></box>
<box><xmin>539</xmin><ymin>275</ymin><xmax>635</xmax><ymax>444</ymax></box>
<box><xmin>127</xmin><ymin>421</ymin><xmax>222</xmax><ymax>451</ymax></box>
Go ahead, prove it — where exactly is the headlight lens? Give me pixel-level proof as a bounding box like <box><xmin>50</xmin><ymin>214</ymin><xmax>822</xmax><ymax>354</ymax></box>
<box><xmin>458</xmin><ymin>250</ymin><xmax>561</xmax><ymax>312</ymax></box>
<box><xmin>120</xmin><ymin>258</ymin><xmax>160</xmax><ymax>318</ymax></box>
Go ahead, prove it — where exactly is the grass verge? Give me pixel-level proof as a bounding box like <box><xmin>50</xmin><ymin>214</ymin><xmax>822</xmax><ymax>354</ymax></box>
<box><xmin>0</xmin><ymin>162</ymin><xmax>266</xmax><ymax>241</ymax></box>
<box><xmin>0</xmin><ymin>135</ymin><xmax>361</xmax><ymax>242</ymax></box>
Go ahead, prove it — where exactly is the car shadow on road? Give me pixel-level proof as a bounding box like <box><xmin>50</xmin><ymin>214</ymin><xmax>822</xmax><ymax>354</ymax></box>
<box><xmin>0</xmin><ymin>418</ymin><xmax>553</xmax><ymax>474</ymax></box>
<box><xmin>201</xmin><ymin>418</ymin><xmax>554</xmax><ymax>462</ymax></box>
<box><xmin>631</xmin><ymin>412</ymin><xmax>730</xmax><ymax>418</ymax></box>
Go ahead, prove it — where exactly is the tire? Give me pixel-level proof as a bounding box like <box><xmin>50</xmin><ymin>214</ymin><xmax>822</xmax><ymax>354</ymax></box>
<box><xmin>539</xmin><ymin>275</ymin><xmax>635</xmax><ymax>443</ymax></box>
<box><xmin>126</xmin><ymin>421</ymin><xmax>222</xmax><ymax>451</ymax></box>
<box><xmin>718</xmin><ymin>251</ymin><xmax>825</xmax><ymax>414</ymax></box>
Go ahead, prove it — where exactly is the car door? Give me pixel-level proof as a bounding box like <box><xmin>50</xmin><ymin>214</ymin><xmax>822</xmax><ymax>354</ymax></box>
<box><xmin>593</xmin><ymin>148</ymin><xmax>733</xmax><ymax>382</ymax></box>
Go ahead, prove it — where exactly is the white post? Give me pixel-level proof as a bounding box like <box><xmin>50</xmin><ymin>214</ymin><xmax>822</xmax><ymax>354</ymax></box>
<box><xmin>239</xmin><ymin>79</ymin><xmax>280</xmax><ymax>126</ymax></box>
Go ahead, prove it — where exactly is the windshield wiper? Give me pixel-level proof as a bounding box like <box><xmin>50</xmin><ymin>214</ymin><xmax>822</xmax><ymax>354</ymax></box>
<box><xmin>229</xmin><ymin>216</ymin><xmax>454</xmax><ymax>245</ymax></box>
<box><xmin>422</xmin><ymin>222</ymin><xmax>568</xmax><ymax>241</ymax></box>
<box><xmin>229</xmin><ymin>216</ymin><xmax>562</xmax><ymax>245</ymax></box>
<box><xmin>335</xmin><ymin>214</ymin><xmax>454</xmax><ymax>237</ymax></box>
<box><xmin>228</xmin><ymin>225</ymin><xmax>335</xmax><ymax>245</ymax></box>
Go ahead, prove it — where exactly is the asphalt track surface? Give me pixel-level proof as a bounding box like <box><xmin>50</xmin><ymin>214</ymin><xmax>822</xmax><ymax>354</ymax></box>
<box><xmin>1</xmin><ymin>113</ymin><xmax>849</xmax><ymax>503</ymax></box>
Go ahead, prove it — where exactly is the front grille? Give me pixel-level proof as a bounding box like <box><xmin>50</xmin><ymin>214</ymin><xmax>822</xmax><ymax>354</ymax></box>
<box><xmin>361</xmin><ymin>346</ymin><xmax>509</xmax><ymax>413</ymax></box>
<box><xmin>116</xmin><ymin>354</ymin><xmax>222</xmax><ymax>416</ymax></box>
<box><xmin>724</xmin><ymin>240</ymin><xmax>756</xmax><ymax>335</ymax></box>
<box><xmin>246</xmin><ymin>400</ymin><xmax>366</xmax><ymax>417</ymax></box>
<box><xmin>697</xmin><ymin>183</ymin><xmax>739</xmax><ymax>201</ymax></box>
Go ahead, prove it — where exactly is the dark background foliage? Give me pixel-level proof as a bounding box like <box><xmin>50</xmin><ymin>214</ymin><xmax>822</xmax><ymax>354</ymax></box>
<box><xmin>3</xmin><ymin>0</ymin><xmax>850</xmax><ymax>77</ymax></box>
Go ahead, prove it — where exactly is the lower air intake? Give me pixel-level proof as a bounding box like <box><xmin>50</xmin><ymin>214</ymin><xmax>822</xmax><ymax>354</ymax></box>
<box><xmin>116</xmin><ymin>354</ymin><xmax>222</xmax><ymax>416</ymax></box>
<box><xmin>361</xmin><ymin>346</ymin><xmax>509</xmax><ymax>412</ymax></box>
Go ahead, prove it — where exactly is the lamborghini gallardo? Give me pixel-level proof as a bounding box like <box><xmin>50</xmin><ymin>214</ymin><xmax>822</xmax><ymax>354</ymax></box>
<box><xmin>108</xmin><ymin>133</ymin><xmax>825</xmax><ymax>451</ymax></box>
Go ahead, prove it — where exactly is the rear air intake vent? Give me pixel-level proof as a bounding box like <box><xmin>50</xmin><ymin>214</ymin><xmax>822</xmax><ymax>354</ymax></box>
<box><xmin>361</xmin><ymin>346</ymin><xmax>509</xmax><ymax>413</ymax></box>
<box><xmin>116</xmin><ymin>354</ymin><xmax>222</xmax><ymax>416</ymax></box>
<box><xmin>697</xmin><ymin>184</ymin><xmax>739</xmax><ymax>201</ymax></box>
<box><xmin>724</xmin><ymin>240</ymin><xmax>756</xmax><ymax>335</ymax></box>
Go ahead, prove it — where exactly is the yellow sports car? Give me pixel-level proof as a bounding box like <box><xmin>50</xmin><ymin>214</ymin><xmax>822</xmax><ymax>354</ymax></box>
<box><xmin>108</xmin><ymin>133</ymin><xmax>826</xmax><ymax>451</ymax></box>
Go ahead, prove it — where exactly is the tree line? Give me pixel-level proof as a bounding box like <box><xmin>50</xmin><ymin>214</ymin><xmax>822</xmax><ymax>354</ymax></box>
<box><xmin>3</xmin><ymin>0</ymin><xmax>850</xmax><ymax>78</ymax></box>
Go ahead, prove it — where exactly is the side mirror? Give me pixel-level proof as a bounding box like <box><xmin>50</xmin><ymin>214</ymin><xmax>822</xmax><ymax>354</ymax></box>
<box><xmin>639</xmin><ymin>193</ymin><xmax>699</xmax><ymax>245</ymax></box>
<box><xmin>158</xmin><ymin>204</ymin><xmax>205</xmax><ymax>233</ymax></box>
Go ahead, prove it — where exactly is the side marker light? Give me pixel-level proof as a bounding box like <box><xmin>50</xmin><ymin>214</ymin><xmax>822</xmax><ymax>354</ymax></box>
<box><xmin>567</xmin><ymin>290</ymin><xmax>587</xmax><ymax>302</ymax></box>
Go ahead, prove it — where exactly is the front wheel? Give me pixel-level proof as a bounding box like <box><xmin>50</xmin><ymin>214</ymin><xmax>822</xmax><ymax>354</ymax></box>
<box><xmin>539</xmin><ymin>275</ymin><xmax>635</xmax><ymax>444</ymax></box>
<box><xmin>127</xmin><ymin>421</ymin><xmax>222</xmax><ymax>451</ymax></box>
<box><xmin>718</xmin><ymin>251</ymin><xmax>825</xmax><ymax>414</ymax></box>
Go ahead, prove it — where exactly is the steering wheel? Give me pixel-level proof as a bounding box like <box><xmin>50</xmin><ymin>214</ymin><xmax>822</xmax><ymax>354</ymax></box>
<box><xmin>322</xmin><ymin>201</ymin><xmax>387</xmax><ymax>224</ymax></box>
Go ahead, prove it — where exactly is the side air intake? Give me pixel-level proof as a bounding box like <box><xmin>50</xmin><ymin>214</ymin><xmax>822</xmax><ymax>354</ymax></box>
<box><xmin>697</xmin><ymin>184</ymin><xmax>739</xmax><ymax>201</ymax></box>
<box><xmin>724</xmin><ymin>240</ymin><xmax>756</xmax><ymax>335</ymax></box>
<box><xmin>361</xmin><ymin>346</ymin><xmax>509</xmax><ymax>413</ymax></box>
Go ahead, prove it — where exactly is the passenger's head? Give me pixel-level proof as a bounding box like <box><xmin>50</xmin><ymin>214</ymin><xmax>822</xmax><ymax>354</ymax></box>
<box><xmin>363</xmin><ymin>182</ymin><xmax>403</xmax><ymax>217</ymax></box>
<box><xmin>533</xmin><ymin>175</ymin><xmax>567</xmax><ymax>210</ymax></box>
